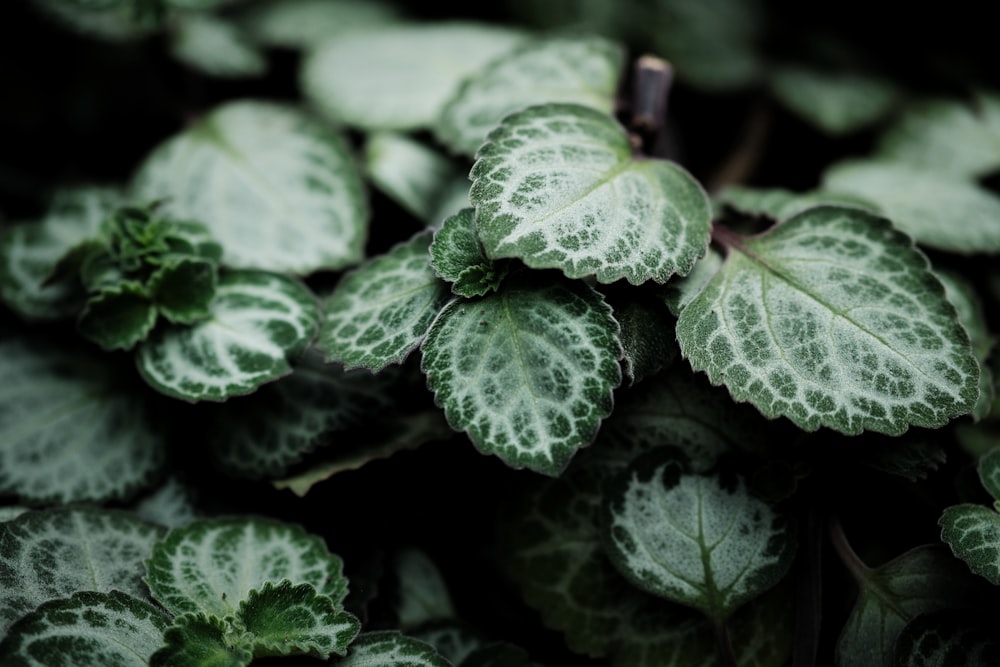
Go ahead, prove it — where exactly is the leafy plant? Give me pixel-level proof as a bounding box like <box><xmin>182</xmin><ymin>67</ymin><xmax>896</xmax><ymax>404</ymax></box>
<box><xmin>1</xmin><ymin>0</ymin><xmax>999</xmax><ymax>665</ymax></box>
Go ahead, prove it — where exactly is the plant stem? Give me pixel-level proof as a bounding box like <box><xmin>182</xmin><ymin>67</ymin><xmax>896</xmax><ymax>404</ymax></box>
<box><xmin>714</xmin><ymin>619</ymin><xmax>740</xmax><ymax>667</ymax></box>
<box><xmin>829</xmin><ymin>515</ymin><xmax>871</xmax><ymax>585</ymax></box>
<box><xmin>629</xmin><ymin>55</ymin><xmax>676</xmax><ymax>159</ymax></box>
<box><xmin>707</xmin><ymin>101</ymin><xmax>770</xmax><ymax>194</ymax></box>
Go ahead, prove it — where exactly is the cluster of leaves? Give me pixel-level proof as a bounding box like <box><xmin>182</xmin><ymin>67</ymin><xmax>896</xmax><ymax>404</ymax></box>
<box><xmin>2</xmin><ymin>0</ymin><xmax>1000</xmax><ymax>665</ymax></box>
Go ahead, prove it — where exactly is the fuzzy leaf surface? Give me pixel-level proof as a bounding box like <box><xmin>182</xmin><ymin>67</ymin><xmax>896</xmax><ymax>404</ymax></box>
<box><xmin>132</xmin><ymin>101</ymin><xmax>367</xmax><ymax>273</ymax></box>
<box><xmin>472</xmin><ymin>103</ymin><xmax>711</xmax><ymax>284</ymax></box>
<box><xmin>676</xmin><ymin>206</ymin><xmax>979</xmax><ymax>435</ymax></box>
<box><xmin>0</xmin><ymin>336</ymin><xmax>166</xmax><ymax>504</ymax></box>
<box><xmin>893</xmin><ymin>610</ymin><xmax>1000</xmax><ymax>667</ymax></box>
<box><xmin>876</xmin><ymin>93</ymin><xmax>1000</xmax><ymax>178</ymax></box>
<box><xmin>936</xmin><ymin>269</ymin><xmax>995</xmax><ymax>421</ymax></box>
<box><xmin>421</xmin><ymin>275</ymin><xmax>622</xmax><ymax>475</ymax></box>
<box><xmin>240</xmin><ymin>0</ymin><xmax>401</xmax><ymax>49</ymax></box>
<box><xmin>769</xmin><ymin>67</ymin><xmax>899</xmax><ymax>134</ymax></box>
<box><xmin>836</xmin><ymin>545</ymin><xmax>985</xmax><ymax>667</ymax></box>
<box><xmin>239</xmin><ymin>581</ymin><xmax>360</xmax><ymax>658</ymax></box>
<box><xmin>0</xmin><ymin>508</ymin><xmax>165</xmax><ymax>634</ymax></box>
<box><xmin>319</xmin><ymin>231</ymin><xmax>451</xmax><ymax>371</ymax></box>
<box><xmin>938</xmin><ymin>504</ymin><xmax>1000</xmax><ymax>585</ymax></box>
<box><xmin>331</xmin><ymin>631</ymin><xmax>451</xmax><ymax>667</ymax></box>
<box><xmin>611</xmin><ymin>292</ymin><xmax>678</xmax><ymax>385</ymax></box>
<box><xmin>430</xmin><ymin>208</ymin><xmax>506</xmax><ymax>297</ymax></box>
<box><xmin>151</xmin><ymin>612</ymin><xmax>253</xmax><ymax>667</ymax></box>
<box><xmin>437</xmin><ymin>35</ymin><xmax>624</xmax><ymax>155</ymax></box>
<box><xmin>822</xmin><ymin>160</ymin><xmax>1000</xmax><ymax>253</ymax></box>
<box><xmin>136</xmin><ymin>270</ymin><xmax>319</xmax><ymax>401</ymax></box>
<box><xmin>301</xmin><ymin>23</ymin><xmax>526</xmax><ymax>130</ymax></box>
<box><xmin>603</xmin><ymin>448</ymin><xmax>795</xmax><ymax>623</ymax></box>
<box><xmin>145</xmin><ymin>517</ymin><xmax>349</xmax><ymax>618</ymax></box>
<box><xmin>170</xmin><ymin>13</ymin><xmax>266</xmax><ymax>78</ymax></box>
<box><xmin>0</xmin><ymin>591</ymin><xmax>170</xmax><ymax>667</ymax></box>
<box><xmin>76</xmin><ymin>282</ymin><xmax>157</xmax><ymax>350</ymax></box>
<box><xmin>365</xmin><ymin>133</ymin><xmax>465</xmax><ymax>223</ymax></box>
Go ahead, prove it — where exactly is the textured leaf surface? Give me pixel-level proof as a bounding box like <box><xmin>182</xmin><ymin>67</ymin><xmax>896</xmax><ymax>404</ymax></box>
<box><xmin>0</xmin><ymin>591</ymin><xmax>170</xmax><ymax>667</ymax></box>
<box><xmin>170</xmin><ymin>13</ymin><xmax>266</xmax><ymax>78</ymax></box>
<box><xmin>471</xmin><ymin>103</ymin><xmax>711</xmax><ymax>284</ymax></box>
<box><xmin>430</xmin><ymin>208</ymin><xmax>506</xmax><ymax>298</ymax></box>
<box><xmin>301</xmin><ymin>23</ymin><xmax>526</xmax><ymax>130</ymax></box>
<box><xmin>395</xmin><ymin>548</ymin><xmax>455</xmax><ymax>628</ymax></box>
<box><xmin>132</xmin><ymin>476</ymin><xmax>199</xmax><ymax>528</ymax></box>
<box><xmin>76</xmin><ymin>282</ymin><xmax>157</xmax><ymax>350</ymax></box>
<box><xmin>822</xmin><ymin>160</ymin><xmax>1000</xmax><ymax>253</ymax></box>
<box><xmin>611</xmin><ymin>292</ymin><xmax>678</xmax><ymax>385</ymax></box>
<box><xmin>936</xmin><ymin>269</ymin><xmax>995</xmax><ymax>421</ymax></box>
<box><xmin>240</xmin><ymin>581</ymin><xmax>360</xmax><ymax>658</ymax></box>
<box><xmin>0</xmin><ymin>508</ymin><xmax>165</xmax><ymax>634</ymax></box>
<box><xmin>240</xmin><ymin>0</ymin><xmax>400</xmax><ymax>49</ymax></box>
<box><xmin>603</xmin><ymin>448</ymin><xmax>795</xmax><ymax>622</ymax></box>
<box><xmin>938</xmin><ymin>505</ymin><xmax>1000</xmax><ymax>585</ymax></box>
<box><xmin>436</xmin><ymin>35</ymin><xmax>623</xmax><ymax>155</ymax></box>
<box><xmin>319</xmin><ymin>231</ymin><xmax>451</xmax><ymax>371</ymax></box>
<box><xmin>835</xmin><ymin>545</ymin><xmax>985</xmax><ymax>667</ymax></box>
<box><xmin>876</xmin><ymin>93</ymin><xmax>1000</xmax><ymax>178</ymax></box>
<box><xmin>421</xmin><ymin>275</ymin><xmax>622</xmax><ymax>475</ymax></box>
<box><xmin>151</xmin><ymin>612</ymin><xmax>253</xmax><ymax>667</ymax></box>
<box><xmin>136</xmin><ymin>270</ymin><xmax>319</xmax><ymax>401</ymax></box>
<box><xmin>0</xmin><ymin>336</ymin><xmax>166</xmax><ymax>503</ymax></box>
<box><xmin>365</xmin><ymin>133</ymin><xmax>465</xmax><ymax>223</ymax></box>
<box><xmin>132</xmin><ymin>100</ymin><xmax>367</xmax><ymax>273</ymax></box>
<box><xmin>207</xmin><ymin>351</ymin><xmax>392</xmax><ymax>478</ymax></box>
<box><xmin>893</xmin><ymin>610</ymin><xmax>1000</xmax><ymax>667</ymax></box>
<box><xmin>676</xmin><ymin>206</ymin><xmax>980</xmax><ymax>435</ymax></box>
<box><xmin>769</xmin><ymin>66</ymin><xmax>899</xmax><ymax>134</ymax></box>
<box><xmin>145</xmin><ymin>517</ymin><xmax>349</xmax><ymax>618</ymax></box>
<box><xmin>410</xmin><ymin>624</ymin><xmax>482</xmax><ymax>665</ymax></box>
<box><xmin>331</xmin><ymin>631</ymin><xmax>450</xmax><ymax>667</ymax></box>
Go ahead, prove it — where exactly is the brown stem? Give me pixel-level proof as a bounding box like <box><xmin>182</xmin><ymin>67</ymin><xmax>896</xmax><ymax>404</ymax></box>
<box><xmin>707</xmin><ymin>101</ymin><xmax>771</xmax><ymax>194</ymax></box>
<box><xmin>629</xmin><ymin>55</ymin><xmax>676</xmax><ymax>159</ymax></box>
<box><xmin>829</xmin><ymin>515</ymin><xmax>871</xmax><ymax>585</ymax></box>
<box><xmin>714</xmin><ymin>619</ymin><xmax>740</xmax><ymax>667</ymax></box>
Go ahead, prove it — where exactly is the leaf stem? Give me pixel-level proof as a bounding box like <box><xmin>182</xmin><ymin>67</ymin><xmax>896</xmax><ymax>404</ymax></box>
<box><xmin>828</xmin><ymin>515</ymin><xmax>871</xmax><ymax>585</ymax></box>
<box><xmin>714</xmin><ymin>619</ymin><xmax>740</xmax><ymax>667</ymax></box>
<box><xmin>629</xmin><ymin>55</ymin><xmax>676</xmax><ymax>159</ymax></box>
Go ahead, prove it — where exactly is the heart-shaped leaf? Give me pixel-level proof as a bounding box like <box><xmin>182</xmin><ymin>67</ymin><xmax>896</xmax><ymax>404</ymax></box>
<box><xmin>0</xmin><ymin>591</ymin><xmax>171</xmax><ymax>667</ymax></box>
<box><xmin>145</xmin><ymin>517</ymin><xmax>349</xmax><ymax>619</ymax></box>
<box><xmin>436</xmin><ymin>35</ymin><xmax>624</xmax><ymax>155</ymax></box>
<box><xmin>330</xmin><ymin>631</ymin><xmax>451</xmax><ymax>667</ymax></box>
<box><xmin>132</xmin><ymin>101</ymin><xmax>367</xmax><ymax>274</ymax></box>
<box><xmin>676</xmin><ymin>206</ymin><xmax>980</xmax><ymax>435</ymax></box>
<box><xmin>318</xmin><ymin>231</ymin><xmax>452</xmax><ymax>372</ymax></box>
<box><xmin>603</xmin><ymin>448</ymin><xmax>795</xmax><ymax>624</ymax></box>
<box><xmin>430</xmin><ymin>208</ymin><xmax>506</xmax><ymax>298</ymax></box>
<box><xmin>421</xmin><ymin>274</ymin><xmax>622</xmax><ymax>475</ymax></box>
<box><xmin>0</xmin><ymin>507</ymin><xmax>165</xmax><ymax>634</ymax></box>
<box><xmin>136</xmin><ymin>270</ymin><xmax>320</xmax><ymax>401</ymax></box>
<box><xmin>471</xmin><ymin>103</ymin><xmax>711</xmax><ymax>285</ymax></box>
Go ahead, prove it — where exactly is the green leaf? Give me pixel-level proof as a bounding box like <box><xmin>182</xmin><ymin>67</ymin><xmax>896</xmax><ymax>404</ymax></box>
<box><xmin>822</xmin><ymin>160</ymin><xmax>1000</xmax><ymax>253</ymax></box>
<box><xmin>769</xmin><ymin>66</ymin><xmax>899</xmax><ymax>134</ymax></box>
<box><xmin>240</xmin><ymin>581</ymin><xmax>360</xmax><ymax>658</ymax></box>
<box><xmin>602</xmin><ymin>448</ymin><xmax>795</xmax><ymax>624</ymax></box>
<box><xmin>330</xmin><ymin>631</ymin><xmax>451</xmax><ymax>667</ymax></box>
<box><xmin>875</xmin><ymin>92</ymin><xmax>1000</xmax><ymax>178</ymax></box>
<box><xmin>715</xmin><ymin>186</ymin><xmax>875</xmax><ymax>222</ymax></box>
<box><xmin>430</xmin><ymin>208</ymin><xmax>506</xmax><ymax>298</ymax></box>
<box><xmin>131</xmin><ymin>475</ymin><xmax>200</xmax><ymax>528</ymax></box>
<box><xmin>978</xmin><ymin>448</ymin><xmax>1000</xmax><ymax>502</ymax></box>
<box><xmin>151</xmin><ymin>612</ymin><xmax>253</xmax><ymax>667</ymax></box>
<box><xmin>239</xmin><ymin>0</ymin><xmax>401</xmax><ymax>49</ymax></box>
<box><xmin>836</xmin><ymin>545</ymin><xmax>986</xmax><ymax>667</ymax></box>
<box><xmin>893</xmin><ymin>610</ymin><xmax>1000</xmax><ymax>667</ymax></box>
<box><xmin>0</xmin><ymin>507</ymin><xmax>166</xmax><ymax>634</ymax></box>
<box><xmin>145</xmin><ymin>516</ymin><xmax>349</xmax><ymax>618</ymax></box>
<box><xmin>436</xmin><ymin>35</ymin><xmax>624</xmax><ymax>156</ymax></box>
<box><xmin>411</xmin><ymin>624</ymin><xmax>482</xmax><ymax>666</ymax></box>
<box><xmin>663</xmin><ymin>247</ymin><xmax>724</xmax><ymax>317</ymax></box>
<box><xmin>676</xmin><ymin>206</ymin><xmax>980</xmax><ymax>435</ymax></box>
<box><xmin>160</xmin><ymin>219</ymin><xmax>224</xmax><ymax>263</ymax></box>
<box><xmin>300</xmin><ymin>23</ymin><xmax>527</xmax><ymax>130</ymax></box>
<box><xmin>936</xmin><ymin>269</ymin><xmax>995</xmax><ymax>421</ymax></box>
<box><xmin>207</xmin><ymin>351</ymin><xmax>393</xmax><ymax>478</ymax></box>
<box><xmin>0</xmin><ymin>507</ymin><xmax>28</xmax><ymax>523</ymax></box>
<box><xmin>170</xmin><ymin>13</ymin><xmax>266</xmax><ymax>79</ymax></box>
<box><xmin>136</xmin><ymin>270</ymin><xmax>319</xmax><ymax>401</ymax></box>
<box><xmin>471</xmin><ymin>103</ymin><xmax>711</xmax><ymax>285</ymax></box>
<box><xmin>394</xmin><ymin>548</ymin><xmax>456</xmax><ymax>629</ymax></box>
<box><xmin>76</xmin><ymin>281</ymin><xmax>157</xmax><ymax>350</ymax></box>
<box><xmin>148</xmin><ymin>257</ymin><xmax>217</xmax><ymax>324</ymax></box>
<box><xmin>938</xmin><ymin>504</ymin><xmax>1000</xmax><ymax>585</ymax></box>
<box><xmin>0</xmin><ymin>591</ymin><xmax>170</xmax><ymax>667</ymax></box>
<box><xmin>318</xmin><ymin>231</ymin><xmax>451</xmax><ymax>372</ymax></box>
<box><xmin>131</xmin><ymin>101</ymin><xmax>367</xmax><ymax>274</ymax></box>
<box><xmin>421</xmin><ymin>274</ymin><xmax>622</xmax><ymax>475</ymax></box>
<box><xmin>365</xmin><ymin>133</ymin><xmax>466</xmax><ymax>224</ymax></box>
<box><xmin>611</xmin><ymin>291</ymin><xmax>678</xmax><ymax>385</ymax></box>
<box><xmin>0</xmin><ymin>336</ymin><xmax>166</xmax><ymax>504</ymax></box>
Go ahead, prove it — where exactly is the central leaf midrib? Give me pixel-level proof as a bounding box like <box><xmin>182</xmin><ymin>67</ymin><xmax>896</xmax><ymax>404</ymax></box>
<box><xmin>519</xmin><ymin>160</ymin><xmax>632</xmax><ymax>232</ymax></box>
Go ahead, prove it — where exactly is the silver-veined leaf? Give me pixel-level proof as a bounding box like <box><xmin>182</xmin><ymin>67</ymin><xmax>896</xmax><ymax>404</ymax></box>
<box><xmin>151</xmin><ymin>612</ymin><xmax>253</xmax><ymax>667</ymax></box>
<box><xmin>436</xmin><ymin>35</ymin><xmax>624</xmax><ymax>156</ymax></box>
<box><xmin>239</xmin><ymin>0</ymin><xmax>401</xmax><ymax>50</ymax></box>
<box><xmin>430</xmin><ymin>208</ymin><xmax>506</xmax><ymax>298</ymax></box>
<box><xmin>131</xmin><ymin>475</ymin><xmax>199</xmax><ymax>528</ymax></box>
<box><xmin>330</xmin><ymin>631</ymin><xmax>451</xmax><ymax>667</ymax></box>
<box><xmin>676</xmin><ymin>206</ymin><xmax>980</xmax><ymax>435</ymax></box>
<box><xmin>145</xmin><ymin>517</ymin><xmax>349</xmax><ymax>618</ymax></box>
<box><xmin>410</xmin><ymin>624</ymin><xmax>482</xmax><ymax>666</ymax></box>
<box><xmin>471</xmin><ymin>103</ymin><xmax>711</xmax><ymax>285</ymax></box>
<box><xmin>0</xmin><ymin>336</ymin><xmax>166</xmax><ymax>504</ymax></box>
<box><xmin>893</xmin><ymin>610</ymin><xmax>1000</xmax><ymax>667</ymax></box>
<box><xmin>420</xmin><ymin>274</ymin><xmax>622</xmax><ymax>476</ymax></box>
<box><xmin>169</xmin><ymin>13</ymin><xmax>267</xmax><ymax>79</ymax></box>
<box><xmin>136</xmin><ymin>270</ymin><xmax>320</xmax><ymax>401</ymax></box>
<box><xmin>132</xmin><ymin>100</ymin><xmax>368</xmax><ymax>274</ymax></box>
<box><xmin>76</xmin><ymin>281</ymin><xmax>157</xmax><ymax>351</ymax></box>
<box><xmin>318</xmin><ymin>231</ymin><xmax>451</xmax><ymax>372</ymax></box>
<box><xmin>0</xmin><ymin>507</ymin><xmax>165</xmax><ymax>634</ymax></box>
<box><xmin>365</xmin><ymin>133</ymin><xmax>466</xmax><ymax>224</ymax></box>
<box><xmin>936</xmin><ymin>269</ymin><xmax>995</xmax><ymax>421</ymax></box>
<box><xmin>300</xmin><ymin>23</ymin><xmax>527</xmax><ymax>130</ymax></box>
<box><xmin>769</xmin><ymin>66</ymin><xmax>899</xmax><ymax>134</ymax></box>
<box><xmin>939</xmin><ymin>504</ymin><xmax>1000</xmax><ymax>585</ymax></box>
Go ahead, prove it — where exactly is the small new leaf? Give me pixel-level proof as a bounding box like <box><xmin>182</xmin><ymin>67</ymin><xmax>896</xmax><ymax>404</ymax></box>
<box><xmin>148</xmin><ymin>257</ymin><xmax>217</xmax><ymax>324</ymax></box>
<box><xmin>151</xmin><ymin>612</ymin><xmax>253</xmax><ymax>667</ymax></box>
<box><xmin>421</xmin><ymin>275</ymin><xmax>622</xmax><ymax>475</ymax></box>
<box><xmin>676</xmin><ymin>206</ymin><xmax>980</xmax><ymax>436</ymax></box>
<box><xmin>471</xmin><ymin>103</ymin><xmax>711</xmax><ymax>285</ymax></box>
<box><xmin>76</xmin><ymin>281</ymin><xmax>156</xmax><ymax>350</ymax></box>
<box><xmin>319</xmin><ymin>231</ymin><xmax>452</xmax><ymax>371</ymax></box>
<box><xmin>430</xmin><ymin>208</ymin><xmax>506</xmax><ymax>297</ymax></box>
<box><xmin>602</xmin><ymin>448</ymin><xmax>795</xmax><ymax>624</ymax></box>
